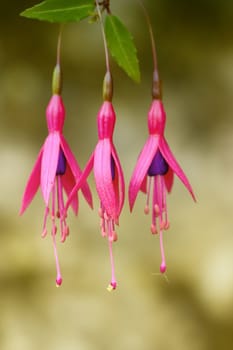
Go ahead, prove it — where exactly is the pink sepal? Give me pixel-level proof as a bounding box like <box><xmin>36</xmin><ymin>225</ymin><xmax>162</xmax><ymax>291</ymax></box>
<box><xmin>159</xmin><ymin>137</ymin><xmax>196</xmax><ymax>201</ymax></box>
<box><xmin>94</xmin><ymin>139</ymin><xmax>117</xmax><ymax>219</ymax></box>
<box><xmin>41</xmin><ymin>132</ymin><xmax>60</xmax><ymax>206</ymax></box>
<box><xmin>129</xmin><ymin>135</ymin><xmax>159</xmax><ymax>211</ymax></box>
<box><xmin>65</xmin><ymin>154</ymin><xmax>94</xmax><ymax>212</ymax></box>
<box><xmin>60</xmin><ymin>135</ymin><xmax>93</xmax><ymax>209</ymax></box>
<box><xmin>20</xmin><ymin>147</ymin><xmax>43</xmax><ymax>215</ymax></box>
<box><xmin>111</xmin><ymin>143</ymin><xmax>125</xmax><ymax>218</ymax></box>
<box><xmin>61</xmin><ymin>163</ymin><xmax>79</xmax><ymax>215</ymax></box>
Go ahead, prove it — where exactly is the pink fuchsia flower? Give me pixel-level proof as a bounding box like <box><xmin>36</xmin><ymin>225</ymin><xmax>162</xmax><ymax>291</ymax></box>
<box><xmin>66</xmin><ymin>77</ymin><xmax>125</xmax><ymax>290</ymax></box>
<box><xmin>129</xmin><ymin>99</ymin><xmax>196</xmax><ymax>273</ymax></box>
<box><xmin>20</xmin><ymin>92</ymin><xmax>93</xmax><ymax>286</ymax></box>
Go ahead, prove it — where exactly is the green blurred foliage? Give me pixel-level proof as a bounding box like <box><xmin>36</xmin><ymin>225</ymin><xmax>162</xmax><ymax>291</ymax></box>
<box><xmin>0</xmin><ymin>1</ymin><xmax>233</xmax><ymax>350</ymax></box>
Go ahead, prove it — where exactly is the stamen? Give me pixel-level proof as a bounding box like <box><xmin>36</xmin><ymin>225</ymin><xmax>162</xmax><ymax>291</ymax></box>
<box><xmin>161</xmin><ymin>175</ymin><xmax>169</xmax><ymax>229</ymax></box>
<box><xmin>144</xmin><ymin>177</ymin><xmax>152</xmax><ymax>214</ymax></box>
<box><xmin>57</xmin><ymin>176</ymin><xmax>69</xmax><ymax>243</ymax></box>
<box><xmin>42</xmin><ymin>207</ymin><xmax>49</xmax><ymax>238</ymax></box>
<box><xmin>152</xmin><ymin>176</ymin><xmax>158</xmax><ymax>233</ymax></box>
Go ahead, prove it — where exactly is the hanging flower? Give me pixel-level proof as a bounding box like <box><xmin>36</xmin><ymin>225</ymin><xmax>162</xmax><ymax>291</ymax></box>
<box><xmin>129</xmin><ymin>99</ymin><xmax>196</xmax><ymax>273</ymax></box>
<box><xmin>20</xmin><ymin>65</ymin><xmax>93</xmax><ymax>286</ymax></box>
<box><xmin>66</xmin><ymin>72</ymin><xmax>125</xmax><ymax>291</ymax></box>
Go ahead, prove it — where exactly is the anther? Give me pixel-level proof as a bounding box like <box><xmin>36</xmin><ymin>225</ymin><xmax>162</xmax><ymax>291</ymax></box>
<box><xmin>101</xmin><ymin>228</ymin><xmax>107</xmax><ymax>237</ymax></box>
<box><xmin>160</xmin><ymin>221</ymin><xmax>166</xmax><ymax>230</ymax></box>
<box><xmin>154</xmin><ymin>204</ymin><xmax>160</xmax><ymax>215</ymax></box>
<box><xmin>113</xmin><ymin>232</ymin><xmax>118</xmax><ymax>242</ymax></box>
<box><xmin>42</xmin><ymin>228</ymin><xmax>47</xmax><ymax>238</ymax></box>
<box><xmin>151</xmin><ymin>224</ymin><xmax>158</xmax><ymax>234</ymax></box>
<box><xmin>144</xmin><ymin>205</ymin><xmax>150</xmax><ymax>215</ymax></box>
<box><xmin>164</xmin><ymin>221</ymin><xmax>170</xmax><ymax>230</ymax></box>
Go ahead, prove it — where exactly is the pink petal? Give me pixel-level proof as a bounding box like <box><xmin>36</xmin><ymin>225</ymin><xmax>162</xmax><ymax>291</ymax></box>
<box><xmin>140</xmin><ymin>176</ymin><xmax>147</xmax><ymax>193</ymax></box>
<box><xmin>60</xmin><ymin>135</ymin><xmax>93</xmax><ymax>209</ymax></box>
<box><xmin>128</xmin><ymin>135</ymin><xmax>159</xmax><ymax>211</ymax></box>
<box><xmin>159</xmin><ymin>137</ymin><xmax>196</xmax><ymax>201</ymax></box>
<box><xmin>61</xmin><ymin>163</ymin><xmax>79</xmax><ymax>215</ymax></box>
<box><xmin>94</xmin><ymin>139</ymin><xmax>117</xmax><ymax>219</ymax></box>
<box><xmin>20</xmin><ymin>147</ymin><xmax>43</xmax><ymax>215</ymax></box>
<box><xmin>65</xmin><ymin>154</ymin><xmax>94</xmax><ymax>212</ymax></box>
<box><xmin>111</xmin><ymin>143</ymin><xmax>125</xmax><ymax>217</ymax></box>
<box><xmin>41</xmin><ymin>132</ymin><xmax>60</xmax><ymax>205</ymax></box>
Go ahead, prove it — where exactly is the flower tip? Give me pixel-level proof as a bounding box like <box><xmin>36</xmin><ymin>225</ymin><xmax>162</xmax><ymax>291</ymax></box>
<box><xmin>160</xmin><ymin>262</ymin><xmax>166</xmax><ymax>274</ymax></box>
<box><xmin>191</xmin><ymin>191</ymin><xmax>197</xmax><ymax>203</ymax></box>
<box><xmin>56</xmin><ymin>277</ymin><xmax>63</xmax><ymax>287</ymax></box>
<box><xmin>107</xmin><ymin>281</ymin><xmax>117</xmax><ymax>292</ymax></box>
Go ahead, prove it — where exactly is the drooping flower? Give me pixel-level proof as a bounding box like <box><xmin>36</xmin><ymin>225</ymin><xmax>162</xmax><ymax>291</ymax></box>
<box><xmin>129</xmin><ymin>99</ymin><xmax>196</xmax><ymax>273</ymax></box>
<box><xmin>66</xmin><ymin>72</ymin><xmax>125</xmax><ymax>291</ymax></box>
<box><xmin>20</xmin><ymin>65</ymin><xmax>93</xmax><ymax>286</ymax></box>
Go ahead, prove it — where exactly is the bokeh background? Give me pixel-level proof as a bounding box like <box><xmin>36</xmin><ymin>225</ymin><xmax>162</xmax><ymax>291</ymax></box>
<box><xmin>0</xmin><ymin>0</ymin><xmax>233</xmax><ymax>349</ymax></box>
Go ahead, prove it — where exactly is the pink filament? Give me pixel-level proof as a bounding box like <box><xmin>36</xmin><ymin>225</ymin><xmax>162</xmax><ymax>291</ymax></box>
<box><xmin>42</xmin><ymin>206</ymin><xmax>49</xmax><ymax>237</ymax></box>
<box><xmin>57</xmin><ymin>176</ymin><xmax>69</xmax><ymax>242</ymax></box>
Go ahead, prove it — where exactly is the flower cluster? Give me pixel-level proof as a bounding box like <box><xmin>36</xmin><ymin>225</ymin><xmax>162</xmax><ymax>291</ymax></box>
<box><xmin>20</xmin><ymin>14</ymin><xmax>195</xmax><ymax>289</ymax></box>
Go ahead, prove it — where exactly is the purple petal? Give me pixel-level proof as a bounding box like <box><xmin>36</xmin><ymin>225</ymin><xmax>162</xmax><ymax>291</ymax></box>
<box><xmin>147</xmin><ymin>149</ymin><xmax>169</xmax><ymax>176</ymax></box>
<box><xmin>128</xmin><ymin>135</ymin><xmax>159</xmax><ymax>211</ymax></box>
<box><xmin>159</xmin><ymin>137</ymin><xmax>196</xmax><ymax>201</ymax></box>
<box><xmin>41</xmin><ymin>132</ymin><xmax>60</xmax><ymax>205</ymax></box>
<box><xmin>20</xmin><ymin>147</ymin><xmax>43</xmax><ymax>215</ymax></box>
<box><xmin>94</xmin><ymin>139</ymin><xmax>117</xmax><ymax>219</ymax></box>
<box><xmin>56</xmin><ymin>148</ymin><xmax>67</xmax><ymax>175</ymax></box>
<box><xmin>60</xmin><ymin>135</ymin><xmax>93</xmax><ymax>209</ymax></box>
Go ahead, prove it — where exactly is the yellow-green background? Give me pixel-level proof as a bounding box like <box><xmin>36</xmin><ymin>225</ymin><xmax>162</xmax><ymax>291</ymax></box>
<box><xmin>0</xmin><ymin>0</ymin><xmax>233</xmax><ymax>349</ymax></box>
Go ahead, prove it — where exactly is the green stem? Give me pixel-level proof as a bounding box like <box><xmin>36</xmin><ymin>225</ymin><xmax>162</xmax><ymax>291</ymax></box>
<box><xmin>138</xmin><ymin>1</ymin><xmax>162</xmax><ymax>99</ymax></box>
<box><xmin>52</xmin><ymin>24</ymin><xmax>64</xmax><ymax>95</ymax></box>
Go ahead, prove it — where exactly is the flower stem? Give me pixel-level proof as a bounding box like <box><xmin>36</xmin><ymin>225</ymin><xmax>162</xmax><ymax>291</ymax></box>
<box><xmin>138</xmin><ymin>1</ymin><xmax>162</xmax><ymax>99</ymax></box>
<box><xmin>95</xmin><ymin>0</ymin><xmax>110</xmax><ymax>73</ymax></box>
<box><xmin>52</xmin><ymin>24</ymin><xmax>64</xmax><ymax>95</ymax></box>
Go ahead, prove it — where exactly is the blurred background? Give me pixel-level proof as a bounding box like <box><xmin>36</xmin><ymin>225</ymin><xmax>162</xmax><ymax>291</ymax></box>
<box><xmin>0</xmin><ymin>0</ymin><xmax>233</xmax><ymax>349</ymax></box>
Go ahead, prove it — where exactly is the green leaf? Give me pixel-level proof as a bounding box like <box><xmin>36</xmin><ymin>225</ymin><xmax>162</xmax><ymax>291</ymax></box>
<box><xmin>105</xmin><ymin>15</ymin><xmax>140</xmax><ymax>83</ymax></box>
<box><xmin>21</xmin><ymin>0</ymin><xmax>95</xmax><ymax>23</ymax></box>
